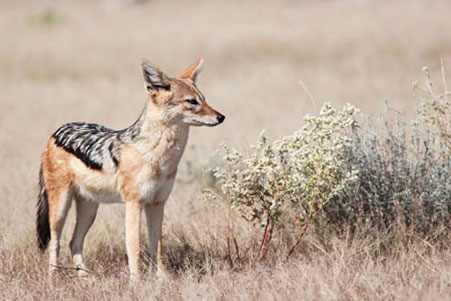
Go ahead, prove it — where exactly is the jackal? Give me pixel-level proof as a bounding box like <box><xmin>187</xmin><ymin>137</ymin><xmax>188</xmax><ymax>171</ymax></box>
<box><xmin>36</xmin><ymin>58</ymin><xmax>224</xmax><ymax>280</ymax></box>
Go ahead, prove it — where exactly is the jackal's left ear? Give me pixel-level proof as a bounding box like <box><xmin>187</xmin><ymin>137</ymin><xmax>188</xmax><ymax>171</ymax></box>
<box><xmin>178</xmin><ymin>57</ymin><xmax>204</xmax><ymax>83</ymax></box>
<box><xmin>142</xmin><ymin>60</ymin><xmax>170</xmax><ymax>91</ymax></box>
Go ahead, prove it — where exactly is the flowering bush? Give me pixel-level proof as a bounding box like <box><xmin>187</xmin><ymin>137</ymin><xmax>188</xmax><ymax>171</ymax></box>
<box><xmin>205</xmin><ymin>67</ymin><xmax>450</xmax><ymax>260</ymax></box>
<box><xmin>211</xmin><ymin>104</ymin><xmax>360</xmax><ymax>258</ymax></box>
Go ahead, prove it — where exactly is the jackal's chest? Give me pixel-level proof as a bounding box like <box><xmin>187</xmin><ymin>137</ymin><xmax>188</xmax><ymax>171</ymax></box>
<box><xmin>136</xmin><ymin>127</ymin><xmax>188</xmax><ymax>177</ymax></box>
<box><xmin>72</xmin><ymin>126</ymin><xmax>189</xmax><ymax>204</ymax></box>
<box><xmin>116</xmin><ymin>139</ymin><xmax>187</xmax><ymax>202</ymax></box>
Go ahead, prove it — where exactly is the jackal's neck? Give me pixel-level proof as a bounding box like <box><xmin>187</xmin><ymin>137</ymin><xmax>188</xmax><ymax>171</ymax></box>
<box><xmin>120</xmin><ymin>101</ymin><xmax>188</xmax><ymax>143</ymax></box>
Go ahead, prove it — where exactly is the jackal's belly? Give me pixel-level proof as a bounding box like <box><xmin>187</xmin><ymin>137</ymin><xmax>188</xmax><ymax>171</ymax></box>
<box><xmin>72</xmin><ymin>164</ymin><xmax>171</xmax><ymax>204</ymax></box>
<box><xmin>73</xmin><ymin>170</ymin><xmax>122</xmax><ymax>203</ymax></box>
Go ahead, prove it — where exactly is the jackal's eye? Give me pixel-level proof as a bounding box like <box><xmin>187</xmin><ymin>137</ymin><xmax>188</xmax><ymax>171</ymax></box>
<box><xmin>185</xmin><ymin>97</ymin><xmax>199</xmax><ymax>105</ymax></box>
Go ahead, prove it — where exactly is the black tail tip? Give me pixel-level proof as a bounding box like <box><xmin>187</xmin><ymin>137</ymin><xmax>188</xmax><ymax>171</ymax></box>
<box><xmin>37</xmin><ymin>239</ymin><xmax>48</xmax><ymax>252</ymax></box>
<box><xmin>37</xmin><ymin>167</ymin><xmax>50</xmax><ymax>251</ymax></box>
<box><xmin>36</xmin><ymin>213</ymin><xmax>50</xmax><ymax>252</ymax></box>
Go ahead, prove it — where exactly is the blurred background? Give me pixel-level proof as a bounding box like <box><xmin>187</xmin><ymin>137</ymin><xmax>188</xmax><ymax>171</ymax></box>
<box><xmin>1</xmin><ymin>0</ymin><xmax>451</xmax><ymax>242</ymax></box>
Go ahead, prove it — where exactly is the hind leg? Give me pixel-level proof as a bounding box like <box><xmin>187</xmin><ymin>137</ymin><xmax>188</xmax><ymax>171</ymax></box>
<box><xmin>70</xmin><ymin>197</ymin><xmax>99</xmax><ymax>277</ymax></box>
<box><xmin>47</xmin><ymin>188</ymin><xmax>72</xmax><ymax>276</ymax></box>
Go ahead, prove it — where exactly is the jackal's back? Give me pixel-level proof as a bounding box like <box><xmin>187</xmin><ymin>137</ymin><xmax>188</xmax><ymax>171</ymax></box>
<box><xmin>52</xmin><ymin>122</ymin><xmax>120</xmax><ymax>170</ymax></box>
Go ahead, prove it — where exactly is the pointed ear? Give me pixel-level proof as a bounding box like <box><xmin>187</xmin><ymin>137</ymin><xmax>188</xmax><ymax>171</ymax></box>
<box><xmin>141</xmin><ymin>60</ymin><xmax>170</xmax><ymax>91</ymax></box>
<box><xmin>178</xmin><ymin>57</ymin><xmax>204</xmax><ymax>83</ymax></box>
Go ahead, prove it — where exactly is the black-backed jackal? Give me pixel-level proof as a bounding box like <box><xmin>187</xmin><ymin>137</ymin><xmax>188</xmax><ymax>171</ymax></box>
<box><xmin>36</xmin><ymin>58</ymin><xmax>225</xmax><ymax>281</ymax></box>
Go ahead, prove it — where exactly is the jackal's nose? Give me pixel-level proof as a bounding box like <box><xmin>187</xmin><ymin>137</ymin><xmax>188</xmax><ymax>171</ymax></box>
<box><xmin>216</xmin><ymin>113</ymin><xmax>225</xmax><ymax>124</ymax></box>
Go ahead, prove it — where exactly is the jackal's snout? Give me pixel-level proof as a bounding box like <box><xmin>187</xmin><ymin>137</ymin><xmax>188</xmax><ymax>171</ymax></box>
<box><xmin>216</xmin><ymin>112</ymin><xmax>225</xmax><ymax>124</ymax></box>
<box><xmin>199</xmin><ymin>102</ymin><xmax>225</xmax><ymax>127</ymax></box>
<box><xmin>206</xmin><ymin>110</ymin><xmax>225</xmax><ymax>127</ymax></box>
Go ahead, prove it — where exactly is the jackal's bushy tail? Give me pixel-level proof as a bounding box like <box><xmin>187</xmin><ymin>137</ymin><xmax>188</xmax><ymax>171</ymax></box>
<box><xmin>37</xmin><ymin>166</ymin><xmax>50</xmax><ymax>251</ymax></box>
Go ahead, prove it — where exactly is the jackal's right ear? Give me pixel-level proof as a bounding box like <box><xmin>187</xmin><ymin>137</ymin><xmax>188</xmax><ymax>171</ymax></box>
<box><xmin>178</xmin><ymin>57</ymin><xmax>204</xmax><ymax>83</ymax></box>
<box><xmin>142</xmin><ymin>61</ymin><xmax>170</xmax><ymax>91</ymax></box>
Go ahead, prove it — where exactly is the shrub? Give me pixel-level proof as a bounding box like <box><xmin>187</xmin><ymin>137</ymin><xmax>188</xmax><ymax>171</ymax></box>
<box><xmin>211</xmin><ymin>103</ymin><xmax>360</xmax><ymax>259</ymax></box>
<box><xmin>323</xmin><ymin>117</ymin><xmax>451</xmax><ymax>238</ymax></box>
<box><xmin>205</xmin><ymin>67</ymin><xmax>451</xmax><ymax>260</ymax></box>
<box><xmin>322</xmin><ymin>65</ymin><xmax>451</xmax><ymax>237</ymax></box>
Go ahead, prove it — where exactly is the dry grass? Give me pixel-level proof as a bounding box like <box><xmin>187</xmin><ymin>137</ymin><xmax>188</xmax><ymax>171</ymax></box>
<box><xmin>1</xmin><ymin>231</ymin><xmax>450</xmax><ymax>300</ymax></box>
<box><xmin>1</xmin><ymin>0</ymin><xmax>451</xmax><ymax>300</ymax></box>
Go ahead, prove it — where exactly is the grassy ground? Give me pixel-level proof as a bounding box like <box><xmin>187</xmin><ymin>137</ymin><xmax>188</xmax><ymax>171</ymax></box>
<box><xmin>0</xmin><ymin>1</ymin><xmax>450</xmax><ymax>300</ymax></box>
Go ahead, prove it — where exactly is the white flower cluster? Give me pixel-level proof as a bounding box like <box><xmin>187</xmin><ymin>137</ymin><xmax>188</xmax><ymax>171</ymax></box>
<box><xmin>213</xmin><ymin>103</ymin><xmax>360</xmax><ymax>227</ymax></box>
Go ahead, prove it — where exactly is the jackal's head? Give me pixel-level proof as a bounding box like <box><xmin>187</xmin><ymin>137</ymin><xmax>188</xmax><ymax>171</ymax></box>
<box><xmin>141</xmin><ymin>58</ymin><xmax>225</xmax><ymax>127</ymax></box>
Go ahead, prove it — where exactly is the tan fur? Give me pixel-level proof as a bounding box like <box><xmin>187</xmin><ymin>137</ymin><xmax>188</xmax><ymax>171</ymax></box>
<box><xmin>199</xmin><ymin>102</ymin><xmax>219</xmax><ymax>117</ymax></box>
<box><xmin>118</xmin><ymin>144</ymin><xmax>145</xmax><ymax>203</ymax></box>
<box><xmin>42</xmin><ymin>138</ymin><xmax>74</xmax><ymax>229</ymax></box>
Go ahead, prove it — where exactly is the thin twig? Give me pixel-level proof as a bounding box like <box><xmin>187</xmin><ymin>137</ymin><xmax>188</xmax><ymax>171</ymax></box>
<box><xmin>422</xmin><ymin>66</ymin><xmax>436</xmax><ymax>99</ymax></box>
<box><xmin>286</xmin><ymin>223</ymin><xmax>309</xmax><ymax>260</ymax></box>
<box><xmin>226</xmin><ymin>202</ymin><xmax>235</xmax><ymax>268</ymax></box>
<box><xmin>226</xmin><ymin>236</ymin><xmax>234</xmax><ymax>269</ymax></box>
<box><xmin>257</xmin><ymin>216</ymin><xmax>274</xmax><ymax>261</ymax></box>
<box><xmin>232</xmin><ymin>236</ymin><xmax>241</xmax><ymax>262</ymax></box>
<box><xmin>50</xmin><ymin>264</ymin><xmax>97</xmax><ymax>276</ymax></box>
<box><xmin>440</xmin><ymin>57</ymin><xmax>449</xmax><ymax>101</ymax></box>
<box><xmin>413</xmin><ymin>249</ymin><xmax>439</xmax><ymax>273</ymax></box>
<box><xmin>262</xmin><ymin>220</ymin><xmax>274</xmax><ymax>260</ymax></box>
<box><xmin>257</xmin><ymin>216</ymin><xmax>271</xmax><ymax>259</ymax></box>
<box><xmin>299</xmin><ymin>79</ymin><xmax>317</xmax><ymax>110</ymax></box>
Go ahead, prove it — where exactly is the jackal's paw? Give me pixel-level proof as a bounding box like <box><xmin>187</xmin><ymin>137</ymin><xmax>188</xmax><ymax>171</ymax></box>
<box><xmin>156</xmin><ymin>264</ymin><xmax>169</xmax><ymax>278</ymax></box>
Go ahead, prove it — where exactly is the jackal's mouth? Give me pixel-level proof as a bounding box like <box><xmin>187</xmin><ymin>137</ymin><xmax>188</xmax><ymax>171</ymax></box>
<box><xmin>203</xmin><ymin>121</ymin><xmax>222</xmax><ymax>127</ymax></box>
<box><xmin>183</xmin><ymin>114</ymin><xmax>225</xmax><ymax>127</ymax></box>
<box><xmin>189</xmin><ymin>120</ymin><xmax>220</xmax><ymax>127</ymax></box>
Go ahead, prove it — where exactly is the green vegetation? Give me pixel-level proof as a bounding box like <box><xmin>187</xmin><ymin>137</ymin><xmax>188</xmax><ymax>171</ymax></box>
<box><xmin>27</xmin><ymin>8</ymin><xmax>64</xmax><ymax>28</ymax></box>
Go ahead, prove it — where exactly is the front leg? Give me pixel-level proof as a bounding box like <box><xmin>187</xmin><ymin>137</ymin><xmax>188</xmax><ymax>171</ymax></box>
<box><xmin>144</xmin><ymin>202</ymin><xmax>165</xmax><ymax>273</ymax></box>
<box><xmin>125</xmin><ymin>201</ymin><xmax>142</xmax><ymax>281</ymax></box>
